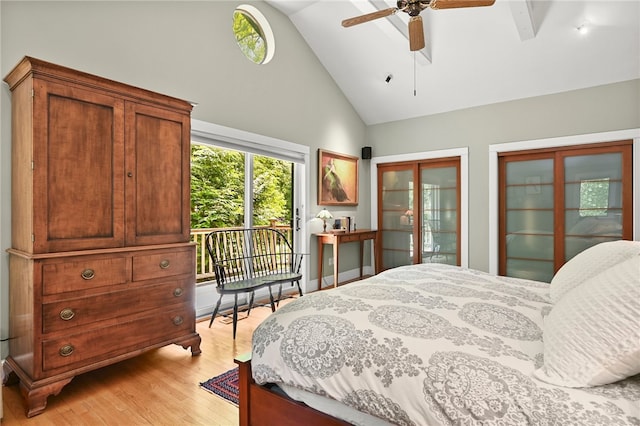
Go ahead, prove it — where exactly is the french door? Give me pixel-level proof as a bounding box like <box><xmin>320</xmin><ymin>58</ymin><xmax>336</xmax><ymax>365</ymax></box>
<box><xmin>498</xmin><ymin>140</ymin><xmax>633</xmax><ymax>282</ymax></box>
<box><xmin>189</xmin><ymin>119</ymin><xmax>309</xmax><ymax>317</ymax></box>
<box><xmin>378</xmin><ymin>158</ymin><xmax>461</xmax><ymax>271</ymax></box>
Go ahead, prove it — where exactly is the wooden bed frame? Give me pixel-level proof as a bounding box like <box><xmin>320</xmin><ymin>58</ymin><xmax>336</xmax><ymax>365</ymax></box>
<box><xmin>235</xmin><ymin>353</ymin><xmax>351</xmax><ymax>426</ymax></box>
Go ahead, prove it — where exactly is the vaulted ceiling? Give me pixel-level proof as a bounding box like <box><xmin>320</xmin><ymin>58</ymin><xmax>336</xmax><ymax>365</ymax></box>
<box><xmin>265</xmin><ymin>0</ymin><xmax>640</xmax><ymax>125</ymax></box>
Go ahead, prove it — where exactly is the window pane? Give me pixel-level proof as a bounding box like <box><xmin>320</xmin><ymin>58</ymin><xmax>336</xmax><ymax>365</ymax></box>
<box><xmin>506</xmin><ymin>259</ymin><xmax>554</xmax><ymax>283</ymax></box>
<box><xmin>564</xmin><ymin>153</ymin><xmax>622</xmax><ymax>180</ymax></box>
<box><xmin>505</xmin><ymin>158</ymin><xmax>553</xmax><ymax>183</ymax></box>
<box><xmin>506</xmin><ymin>234</ymin><xmax>554</xmax><ymax>260</ymax></box>
<box><xmin>504</xmin><ymin>158</ymin><xmax>554</xmax><ymax>282</ymax></box>
<box><xmin>381</xmin><ymin>169</ymin><xmax>413</xmax><ymax>269</ymax></box>
<box><xmin>232</xmin><ymin>5</ymin><xmax>275</xmax><ymax>65</ymax></box>
<box><xmin>253</xmin><ymin>155</ymin><xmax>293</xmax><ymax>226</ymax></box>
<box><xmin>381</xmin><ymin>230</ymin><xmax>413</xmax><ymax>268</ymax></box>
<box><xmin>564</xmin><ymin>152</ymin><xmax>624</xmax><ymax>262</ymax></box>
<box><xmin>505</xmin><ymin>184</ymin><xmax>554</xmax><ymax>209</ymax></box>
<box><xmin>506</xmin><ymin>210</ymin><xmax>554</xmax><ymax>234</ymax></box>
<box><xmin>579</xmin><ymin>178</ymin><xmax>610</xmax><ymax>216</ymax></box>
<box><xmin>565</xmin><ymin>235</ymin><xmax>620</xmax><ymax>260</ymax></box>
<box><xmin>190</xmin><ymin>145</ymin><xmax>245</xmax><ymax>228</ymax></box>
<box><xmin>421</xmin><ymin>166</ymin><xmax>457</xmax><ymax>265</ymax></box>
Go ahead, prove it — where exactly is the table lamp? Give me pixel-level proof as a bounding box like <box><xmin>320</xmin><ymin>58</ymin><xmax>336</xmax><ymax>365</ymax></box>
<box><xmin>316</xmin><ymin>208</ymin><xmax>333</xmax><ymax>232</ymax></box>
<box><xmin>405</xmin><ymin>209</ymin><xmax>414</xmax><ymax>225</ymax></box>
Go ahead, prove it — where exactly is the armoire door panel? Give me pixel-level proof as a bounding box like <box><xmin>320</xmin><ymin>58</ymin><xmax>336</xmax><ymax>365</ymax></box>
<box><xmin>125</xmin><ymin>103</ymin><xmax>191</xmax><ymax>246</ymax></box>
<box><xmin>33</xmin><ymin>80</ymin><xmax>125</xmax><ymax>253</ymax></box>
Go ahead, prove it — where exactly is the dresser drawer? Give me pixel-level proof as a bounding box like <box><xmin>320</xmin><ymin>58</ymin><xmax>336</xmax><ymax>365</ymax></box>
<box><xmin>42</xmin><ymin>306</ymin><xmax>194</xmax><ymax>372</ymax></box>
<box><xmin>343</xmin><ymin>231</ymin><xmax>376</xmax><ymax>242</ymax></box>
<box><xmin>42</xmin><ymin>257</ymin><xmax>129</xmax><ymax>295</ymax></box>
<box><xmin>358</xmin><ymin>231</ymin><xmax>376</xmax><ymax>240</ymax></box>
<box><xmin>341</xmin><ymin>234</ymin><xmax>361</xmax><ymax>242</ymax></box>
<box><xmin>132</xmin><ymin>248</ymin><xmax>194</xmax><ymax>282</ymax></box>
<box><xmin>42</xmin><ymin>280</ymin><xmax>193</xmax><ymax>333</ymax></box>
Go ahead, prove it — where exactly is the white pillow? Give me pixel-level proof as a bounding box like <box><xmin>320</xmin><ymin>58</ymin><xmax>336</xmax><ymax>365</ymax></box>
<box><xmin>550</xmin><ymin>240</ymin><xmax>640</xmax><ymax>304</ymax></box>
<box><xmin>534</xmin><ymin>255</ymin><xmax>640</xmax><ymax>387</ymax></box>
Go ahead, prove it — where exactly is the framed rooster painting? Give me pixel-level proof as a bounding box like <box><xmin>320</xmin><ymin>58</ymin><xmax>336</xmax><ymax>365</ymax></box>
<box><xmin>318</xmin><ymin>149</ymin><xmax>358</xmax><ymax>206</ymax></box>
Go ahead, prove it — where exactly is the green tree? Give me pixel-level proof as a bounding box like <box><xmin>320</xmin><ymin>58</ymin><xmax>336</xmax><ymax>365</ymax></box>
<box><xmin>233</xmin><ymin>10</ymin><xmax>266</xmax><ymax>64</ymax></box>
<box><xmin>253</xmin><ymin>156</ymin><xmax>292</xmax><ymax>226</ymax></box>
<box><xmin>190</xmin><ymin>145</ymin><xmax>293</xmax><ymax>229</ymax></box>
<box><xmin>191</xmin><ymin>145</ymin><xmax>245</xmax><ymax>228</ymax></box>
<box><xmin>580</xmin><ymin>178</ymin><xmax>610</xmax><ymax>217</ymax></box>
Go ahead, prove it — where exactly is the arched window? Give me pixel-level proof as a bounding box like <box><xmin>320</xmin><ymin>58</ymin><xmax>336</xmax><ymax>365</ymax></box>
<box><xmin>233</xmin><ymin>4</ymin><xmax>275</xmax><ymax>65</ymax></box>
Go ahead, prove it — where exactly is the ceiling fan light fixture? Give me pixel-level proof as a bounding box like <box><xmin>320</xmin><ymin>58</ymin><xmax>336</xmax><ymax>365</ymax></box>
<box><xmin>409</xmin><ymin>16</ymin><xmax>425</xmax><ymax>51</ymax></box>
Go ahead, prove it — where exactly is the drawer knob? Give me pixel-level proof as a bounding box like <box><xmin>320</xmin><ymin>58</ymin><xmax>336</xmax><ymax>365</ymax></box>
<box><xmin>159</xmin><ymin>259</ymin><xmax>170</xmax><ymax>269</ymax></box>
<box><xmin>173</xmin><ymin>288</ymin><xmax>184</xmax><ymax>297</ymax></box>
<box><xmin>59</xmin><ymin>344</ymin><xmax>74</xmax><ymax>357</ymax></box>
<box><xmin>81</xmin><ymin>268</ymin><xmax>95</xmax><ymax>280</ymax></box>
<box><xmin>172</xmin><ymin>316</ymin><xmax>184</xmax><ymax>326</ymax></box>
<box><xmin>60</xmin><ymin>308</ymin><xmax>76</xmax><ymax>321</ymax></box>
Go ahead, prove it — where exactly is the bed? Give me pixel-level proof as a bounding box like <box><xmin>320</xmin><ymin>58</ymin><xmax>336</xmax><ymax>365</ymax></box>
<box><xmin>236</xmin><ymin>240</ymin><xmax>640</xmax><ymax>425</ymax></box>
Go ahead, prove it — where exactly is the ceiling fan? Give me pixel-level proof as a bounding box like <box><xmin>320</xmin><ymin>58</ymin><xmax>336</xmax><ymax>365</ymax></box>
<box><xmin>342</xmin><ymin>0</ymin><xmax>496</xmax><ymax>51</ymax></box>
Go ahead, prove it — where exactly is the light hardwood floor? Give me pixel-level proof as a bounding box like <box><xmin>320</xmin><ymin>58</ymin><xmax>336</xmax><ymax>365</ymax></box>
<box><xmin>1</xmin><ymin>298</ymin><xmax>293</xmax><ymax>425</ymax></box>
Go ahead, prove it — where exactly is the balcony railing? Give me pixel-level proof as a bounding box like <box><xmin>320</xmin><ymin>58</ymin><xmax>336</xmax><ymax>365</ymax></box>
<box><xmin>191</xmin><ymin>222</ymin><xmax>293</xmax><ymax>284</ymax></box>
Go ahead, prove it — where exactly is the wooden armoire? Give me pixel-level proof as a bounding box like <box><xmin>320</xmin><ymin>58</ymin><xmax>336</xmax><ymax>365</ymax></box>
<box><xmin>3</xmin><ymin>57</ymin><xmax>201</xmax><ymax>417</ymax></box>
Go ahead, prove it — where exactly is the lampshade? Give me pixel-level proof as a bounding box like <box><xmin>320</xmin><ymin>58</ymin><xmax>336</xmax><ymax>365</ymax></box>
<box><xmin>316</xmin><ymin>208</ymin><xmax>333</xmax><ymax>220</ymax></box>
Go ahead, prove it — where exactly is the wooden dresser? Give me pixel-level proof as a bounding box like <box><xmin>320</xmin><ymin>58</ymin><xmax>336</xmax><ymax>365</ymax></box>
<box><xmin>3</xmin><ymin>57</ymin><xmax>201</xmax><ymax>417</ymax></box>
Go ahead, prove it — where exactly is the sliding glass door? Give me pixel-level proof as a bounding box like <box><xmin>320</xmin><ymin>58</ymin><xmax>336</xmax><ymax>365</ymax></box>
<box><xmin>379</xmin><ymin>165</ymin><xmax>414</xmax><ymax>269</ymax></box>
<box><xmin>422</xmin><ymin>164</ymin><xmax>459</xmax><ymax>265</ymax></box>
<box><xmin>562</xmin><ymin>151</ymin><xmax>628</xmax><ymax>260</ymax></box>
<box><xmin>378</xmin><ymin>158</ymin><xmax>460</xmax><ymax>271</ymax></box>
<box><xmin>190</xmin><ymin>145</ymin><xmax>294</xmax><ymax>230</ymax></box>
<box><xmin>499</xmin><ymin>141</ymin><xmax>632</xmax><ymax>282</ymax></box>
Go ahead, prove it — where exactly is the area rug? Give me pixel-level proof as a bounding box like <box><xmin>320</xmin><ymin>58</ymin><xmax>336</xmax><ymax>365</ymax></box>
<box><xmin>199</xmin><ymin>367</ymin><xmax>239</xmax><ymax>406</ymax></box>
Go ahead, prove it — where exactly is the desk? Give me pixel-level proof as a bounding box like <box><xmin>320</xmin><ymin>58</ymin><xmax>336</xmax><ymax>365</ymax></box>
<box><xmin>316</xmin><ymin>229</ymin><xmax>378</xmax><ymax>290</ymax></box>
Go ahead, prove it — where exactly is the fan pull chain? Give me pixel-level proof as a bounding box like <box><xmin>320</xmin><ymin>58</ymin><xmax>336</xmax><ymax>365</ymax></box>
<box><xmin>413</xmin><ymin>51</ymin><xmax>417</xmax><ymax>96</ymax></box>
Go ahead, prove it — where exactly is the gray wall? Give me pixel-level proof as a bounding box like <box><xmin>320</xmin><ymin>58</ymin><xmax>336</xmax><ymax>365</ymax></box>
<box><xmin>1</xmin><ymin>1</ymin><xmax>638</xmax><ymax>359</ymax></box>
<box><xmin>367</xmin><ymin>79</ymin><xmax>640</xmax><ymax>271</ymax></box>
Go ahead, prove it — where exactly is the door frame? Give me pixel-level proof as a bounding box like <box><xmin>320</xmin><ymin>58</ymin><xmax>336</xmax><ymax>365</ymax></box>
<box><xmin>371</xmin><ymin>147</ymin><xmax>469</xmax><ymax>268</ymax></box>
<box><xmin>190</xmin><ymin>119</ymin><xmax>310</xmax><ymax>316</ymax></box>
<box><xmin>488</xmin><ymin>128</ymin><xmax>640</xmax><ymax>275</ymax></box>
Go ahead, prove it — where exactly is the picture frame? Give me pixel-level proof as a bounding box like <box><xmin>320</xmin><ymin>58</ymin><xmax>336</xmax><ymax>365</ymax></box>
<box><xmin>318</xmin><ymin>149</ymin><xmax>358</xmax><ymax>206</ymax></box>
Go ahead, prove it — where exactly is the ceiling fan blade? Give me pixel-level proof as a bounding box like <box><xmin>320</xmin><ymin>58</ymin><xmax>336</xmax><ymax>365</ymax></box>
<box><xmin>342</xmin><ymin>7</ymin><xmax>397</xmax><ymax>27</ymax></box>
<box><xmin>408</xmin><ymin>16</ymin><xmax>425</xmax><ymax>51</ymax></box>
<box><xmin>430</xmin><ymin>0</ymin><xmax>495</xmax><ymax>10</ymax></box>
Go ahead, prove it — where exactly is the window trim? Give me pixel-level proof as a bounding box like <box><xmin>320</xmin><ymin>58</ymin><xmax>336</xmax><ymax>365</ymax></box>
<box><xmin>488</xmin><ymin>128</ymin><xmax>640</xmax><ymax>275</ymax></box>
<box><xmin>191</xmin><ymin>119</ymin><xmax>306</xmax><ymax>164</ymax></box>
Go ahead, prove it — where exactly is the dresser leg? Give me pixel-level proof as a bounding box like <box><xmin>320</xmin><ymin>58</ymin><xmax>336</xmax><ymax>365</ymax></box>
<box><xmin>19</xmin><ymin>377</ymin><xmax>74</xmax><ymax>418</ymax></box>
<box><xmin>4</xmin><ymin>357</ymin><xmax>74</xmax><ymax>418</ymax></box>
<box><xmin>176</xmin><ymin>333</ymin><xmax>202</xmax><ymax>356</ymax></box>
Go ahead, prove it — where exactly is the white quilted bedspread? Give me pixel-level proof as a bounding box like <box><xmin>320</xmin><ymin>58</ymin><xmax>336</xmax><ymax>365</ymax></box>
<box><xmin>251</xmin><ymin>263</ymin><xmax>640</xmax><ymax>425</ymax></box>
